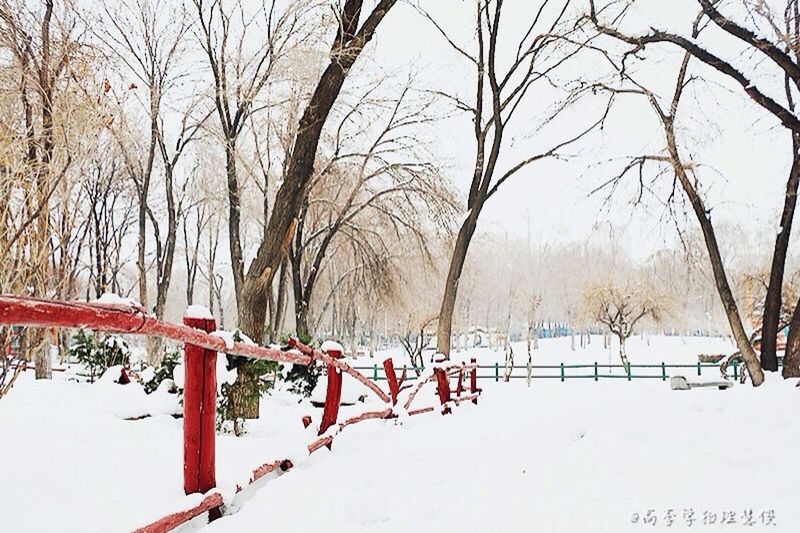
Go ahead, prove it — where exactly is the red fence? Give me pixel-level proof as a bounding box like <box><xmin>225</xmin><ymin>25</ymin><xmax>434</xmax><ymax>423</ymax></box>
<box><xmin>0</xmin><ymin>295</ymin><xmax>481</xmax><ymax>532</ymax></box>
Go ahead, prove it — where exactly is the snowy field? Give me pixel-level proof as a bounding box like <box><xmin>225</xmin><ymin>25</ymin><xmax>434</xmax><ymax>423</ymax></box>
<box><xmin>2</xmin><ymin>335</ymin><xmax>798</xmax><ymax>532</ymax></box>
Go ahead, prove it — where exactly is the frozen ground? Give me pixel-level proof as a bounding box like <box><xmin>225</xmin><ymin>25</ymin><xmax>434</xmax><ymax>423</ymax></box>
<box><xmin>1</xmin><ymin>335</ymin><xmax>797</xmax><ymax>533</ymax></box>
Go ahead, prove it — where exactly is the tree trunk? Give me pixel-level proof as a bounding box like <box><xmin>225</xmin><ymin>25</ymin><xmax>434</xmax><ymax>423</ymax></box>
<box><xmin>762</xmin><ymin>144</ymin><xmax>799</xmax><ymax>372</ymax></box>
<box><xmin>618</xmin><ymin>335</ymin><xmax>630</xmax><ymax>368</ymax></box>
<box><xmin>664</xmin><ymin>111</ymin><xmax>764</xmax><ymax>386</ymax></box>
<box><xmin>228</xmin><ymin>289</ymin><xmax>270</xmax><ymax>420</ymax></box>
<box><xmin>783</xmin><ymin>297</ymin><xmax>800</xmax><ymax>379</ymax></box>
<box><xmin>436</xmin><ymin>209</ymin><xmax>480</xmax><ymax>358</ymax></box>
<box><xmin>34</xmin><ymin>339</ymin><xmax>52</xmax><ymax>380</ymax></box>
<box><xmin>272</xmin><ymin>257</ymin><xmax>290</xmax><ymax>343</ymax></box>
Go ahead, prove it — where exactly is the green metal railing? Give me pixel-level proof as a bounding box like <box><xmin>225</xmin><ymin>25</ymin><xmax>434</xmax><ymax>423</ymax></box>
<box><xmin>351</xmin><ymin>361</ymin><xmax>749</xmax><ymax>383</ymax></box>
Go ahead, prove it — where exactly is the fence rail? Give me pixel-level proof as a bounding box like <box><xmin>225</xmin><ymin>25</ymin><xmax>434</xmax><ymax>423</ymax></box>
<box><xmin>351</xmin><ymin>361</ymin><xmax>763</xmax><ymax>383</ymax></box>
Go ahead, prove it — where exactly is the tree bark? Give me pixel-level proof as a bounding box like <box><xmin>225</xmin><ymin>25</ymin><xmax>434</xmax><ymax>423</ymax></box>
<box><xmin>618</xmin><ymin>335</ymin><xmax>630</xmax><ymax>368</ymax></box>
<box><xmin>34</xmin><ymin>339</ymin><xmax>52</xmax><ymax>380</ymax></box>
<box><xmin>762</xmin><ymin>141</ymin><xmax>800</xmax><ymax>372</ymax></box>
<box><xmin>436</xmin><ymin>208</ymin><xmax>480</xmax><ymax>358</ymax></box>
<box><xmin>783</xmin><ymin>297</ymin><xmax>800</xmax><ymax>378</ymax></box>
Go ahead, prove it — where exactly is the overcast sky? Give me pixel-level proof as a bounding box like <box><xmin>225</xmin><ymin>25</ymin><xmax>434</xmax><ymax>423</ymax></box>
<box><xmin>365</xmin><ymin>0</ymin><xmax>795</xmax><ymax>258</ymax></box>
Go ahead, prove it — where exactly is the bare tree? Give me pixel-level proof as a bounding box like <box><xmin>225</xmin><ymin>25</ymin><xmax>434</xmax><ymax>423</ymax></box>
<box><xmin>588</xmin><ymin>2</ymin><xmax>769</xmax><ymax>385</ymax></box>
<box><xmin>290</xmin><ymin>80</ymin><xmax>454</xmax><ymax>338</ymax></box>
<box><xmin>100</xmin><ymin>0</ymin><xmax>206</xmax><ymax>361</ymax></box>
<box><xmin>201</xmin><ymin>0</ymin><xmax>398</xmax><ymax>420</ymax></box>
<box><xmin>584</xmin><ymin>280</ymin><xmax>664</xmax><ymax>367</ymax></box>
<box><xmin>587</xmin><ymin>0</ymin><xmax>800</xmax><ymax>379</ymax></box>
<box><xmin>426</xmin><ymin>0</ymin><xmax>612</xmax><ymax>358</ymax></box>
<box><xmin>0</xmin><ymin>0</ymin><xmax>85</xmax><ymax>378</ymax></box>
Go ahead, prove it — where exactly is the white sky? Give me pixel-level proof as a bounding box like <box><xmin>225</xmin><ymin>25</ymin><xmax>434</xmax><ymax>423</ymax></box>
<box><xmin>369</xmin><ymin>0</ymin><xmax>795</xmax><ymax>258</ymax></box>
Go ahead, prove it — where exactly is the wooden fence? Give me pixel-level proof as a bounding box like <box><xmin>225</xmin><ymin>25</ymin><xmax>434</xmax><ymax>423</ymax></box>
<box><xmin>0</xmin><ymin>295</ymin><xmax>482</xmax><ymax>532</ymax></box>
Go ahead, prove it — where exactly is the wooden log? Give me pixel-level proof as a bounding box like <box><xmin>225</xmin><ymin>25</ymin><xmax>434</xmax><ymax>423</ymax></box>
<box><xmin>0</xmin><ymin>296</ymin><xmax>311</xmax><ymax>366</ymax></box>
<box><xmin>131</xmin><ymin>492</ymin><xmax>223</xmax><ymax>533</ymax></box>
<box><xmin>318</xmin><ymin>345</ymin><xmax>343</xmax><ymax>438</ymax></box>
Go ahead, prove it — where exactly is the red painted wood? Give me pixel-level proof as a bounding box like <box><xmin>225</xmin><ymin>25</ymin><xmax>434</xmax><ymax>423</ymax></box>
<box><xmin>307</xmin><ymin>407</ymin><xmax>394</xmax><ymax>454</ymax></box>
<box><xmin>0</xmin><ymin>296</ymin><xmax>310</xmax><ymax>366</ymax></box>
<box><xmin>199</xmin><ymin>320</ymin><xmax>217</xmax><ymax>496</ymax></box>
<box><xmin>183</xmin><ymin>316</ymin><xmax>216</xmax><ymax>497</ymax></box>
<box><xmin>470</xmin><ymin>357</ymin><xmax>478</xmax><ymax>404</ymax></box>
<box><xmin>288</xmin><ymin>337</ymin><xmax>390</xmax><ymax>403</ymax></box>
<box><xmin>433</xmin><ymin>368</ymin><xmax>451</xmax><ymax>414</ymax></box>
<box><xmin>383</xmin><ymin>358</ymin><xmax>400</xmax><ymax>405</ymax></box>
<box><xmin>318</xmin><ymin>347</ymin><xmax>343</xmax><ymax>437</ymax></box>
<box><xmin>132</xmin><ymin>492</ymin><xmax>223</xmax><ymax>533</ymax></box>
<box><xmin>455</xmin><ymin>368</ymin><xmax>464</xmax><ymax>395</ymax></box>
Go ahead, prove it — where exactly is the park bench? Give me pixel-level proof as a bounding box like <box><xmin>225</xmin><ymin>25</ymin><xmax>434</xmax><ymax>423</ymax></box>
<box><xmin>670</xmin><ymin>375</ymin><xmax>733</xmax><ymax>391</ymax></box>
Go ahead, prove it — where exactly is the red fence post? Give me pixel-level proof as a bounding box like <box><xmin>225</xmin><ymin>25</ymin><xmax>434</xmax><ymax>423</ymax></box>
<box><xmin>470</xmin><ymin>357</ymin><xmax>478</xmax><ymax>405</ymax></box>
<box><xmin>383</xmin><ymin>358</ymin><xmax>400</xmax><ymax>405</ymax></box>
<box><xmin>318</xmin><ymin>344</ymin><xmax>343</xmax><ymax>437</ymax></box>
<box><xmin>183</xmin><ymin>316</ymin><xmax>217</xmax><ymax>498</ymax></box>
<box><xmin>433</xmin><ymin>368</ymin><xmax>451</xmax><ymax>414</ymax></box>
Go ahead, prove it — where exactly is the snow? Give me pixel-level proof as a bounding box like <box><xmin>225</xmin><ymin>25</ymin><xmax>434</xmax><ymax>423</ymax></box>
<box><xmin>2</xmin><ymin>336</ymin><xmax>799</xmax><ymax>532</ymax></box>
<box><xmin>320</xmin><ymin>340</ymin><xmax>345</xmax><ymax>354</ymax></box>
<box><xmin>217</xmin><ymin>355</ymin><xmax>238</xmax><ymax>390</ymax></box>
<box><xmin>91</xmin><ymin>292</ymin><xmax>142</xmax><ymax>308</ymax></box>
<box><xmin>211</xmin><ymin>330</ymin><xmax>257</xmax><ymax>350</ymax></box>
<box><xmin>173</xmin><ymin>362</ymin><xmax>185</xmax><ymax>389</ymax></box>
<box><xmin>186</xmin><ymin>304</ymin><xmax>214</xmax><ymax>319</ymax></box>
<box><xmin>205</xmin><ymin>377</ymin><xmax>800</xmax><ymax>533</ymax></box>
<box><xmin>211</xmin><ymin>330</ymin><xmax>237</xmax><ymax>350</ymax></box>
<box><xmin>310</xmin><ymin>370</ymin><xmax>370</xmax><ymax>405</ymax></box>
<box><xmin>140</xmin><ymin>366</ymin><xmax>156</xmax><ymax>384</ymax></box>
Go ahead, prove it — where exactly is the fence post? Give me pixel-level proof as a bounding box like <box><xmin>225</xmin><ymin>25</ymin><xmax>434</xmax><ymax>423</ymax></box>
<box><xmin>434</xmin><ymin>367</ymin><xmax>451</xmax><ymax>414</ymax></box>
<box><xmin>373</xmin><ymin>363</ymin><xmax>378</xmax><ymax>380</ymax></box>
<box><xmin>183</xmin><ymin>315</ymin><xmax>217</xmax><ymax>500</ymax></box>
<box><xmin>470</xmin><ymin>357</ymin><xmax>478</xmax><ymax>404</ymax></box>
<box><xmin>560</xmin><ymin>362</ymin><xmax>565</xmax><ymax>382</ymax></box>
<box><xmin>594</xmin><ymin>361</ymin><xmax>598</xmax><ymax>381</ymax></box>
<box><xmin>383</xmin><ymin>358</ymin><xmax>400</xmax><ymax>405</ymax></box>
<box><xmin>733</xmin><ymin>361</ymin><xmax>739</xmax><ymax>381</ymax></box>
<box><xmin>697</xmin><ymin>361</ymin><xmax>702</xmax><ymax>377</ymax></box>
<box><xmin>319</xmin><ymin>344</ymin><xmax>343</xmax><ymax>438</ymax></box>
<box><xmin>495</xmin><ymin>362</ymin><xmax>499</xmax><ymax>382</ymax></box>
<box><xmin>626</xmin><ymin>363</ymin><xmax>631</xmax><ymax>381</ymax></box>
<box><xmin>661</xmin><ymin>362</ymin><xmax>666</xmax><ymax>381</ymax></box>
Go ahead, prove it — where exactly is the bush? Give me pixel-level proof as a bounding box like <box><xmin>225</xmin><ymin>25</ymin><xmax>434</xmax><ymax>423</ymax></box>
<box><xmin>141</xmin><ymin>348</ymin><xmax>181</xmax><ymax>394</ymax></box>
<box><xmin>278</xmin><ymin>331</ymin><xmax>319</xmax><ymax>397</ymax></box>
<box><xmin>68</xmin><ymin>329</ymin><xmax>130</xmax><ymax>382</ymax></box>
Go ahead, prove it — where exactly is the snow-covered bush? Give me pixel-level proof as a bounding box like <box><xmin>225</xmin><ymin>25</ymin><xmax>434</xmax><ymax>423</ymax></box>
<box><xmin>68</xmin><ymin>329</ymin><xmax>130</xmax><ymax>383</ymax></box>
<box><xmin>139</xmin><ymin>348</ymin><xmax>181</xmax><ymax>394</ymax></box>
<box><xmin>278</xmin><ymin>332</ymin><xmax>319</xmax><ymax>397</ymax></box>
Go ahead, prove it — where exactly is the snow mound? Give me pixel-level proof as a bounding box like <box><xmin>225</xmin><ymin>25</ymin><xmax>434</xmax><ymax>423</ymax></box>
<box><xmin>185</xmin><ymin>304</ymin><xmax>214</xmax><ymax>319</ymax></box>
<box><xmin>320</xmin><ymin>340</ymin><xmax>345</xmax><ymax>354</ymax></box>
<box><xmin>91</xmin><ymin>293</ymin><xmax>142</xmax><ymax>309</ymax></box>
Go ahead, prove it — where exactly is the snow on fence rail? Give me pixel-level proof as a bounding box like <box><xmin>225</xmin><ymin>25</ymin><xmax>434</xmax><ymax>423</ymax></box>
<box><xmin>0</xmin><ymin>295</ymin><xmax>481</xmax><ymax>532</ymax></box>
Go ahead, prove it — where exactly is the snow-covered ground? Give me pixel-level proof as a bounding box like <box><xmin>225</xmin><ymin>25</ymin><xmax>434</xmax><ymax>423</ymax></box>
<box><xmin>1</xmin><ymin>335</ymin><xmax>797</xmax><ymax>532</ymax></box>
